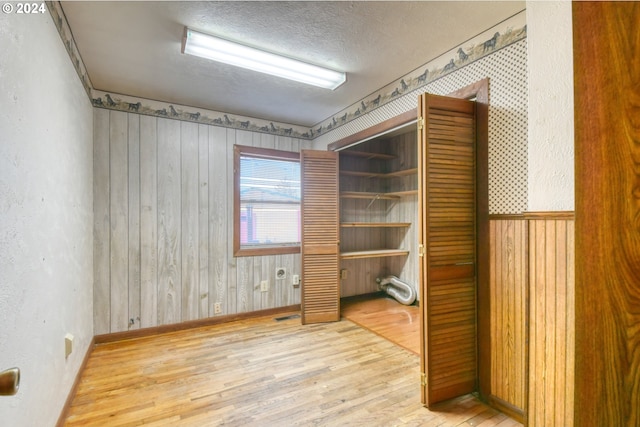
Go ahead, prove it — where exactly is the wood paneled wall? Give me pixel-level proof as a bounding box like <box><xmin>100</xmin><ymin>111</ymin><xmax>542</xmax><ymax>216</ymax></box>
<box><xmin>93</xmin><ymin>109</ymin><xmax>311</xmax><ymax>334</ymax></box>
<box><xmin>488</xmin><ymin>215</ymin><xmax>574</xmax><ymax>426</ymax></box>
<box><xmin>527</xmin><ymin>218</ymin><xmax>574</xmax><ymax>427</ymax></box>
<box><xmin>488</xmin><ymin>219</ymin><xmax>527</xmax><ymax>417</ymax></box>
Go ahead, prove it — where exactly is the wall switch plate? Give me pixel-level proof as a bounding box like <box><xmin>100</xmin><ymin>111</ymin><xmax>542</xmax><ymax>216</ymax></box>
<box><xmin>260</xmin><ymin>280</ymin><xmax>269</xmax><ymax>292</ymax></box>
<box><xmin>340</xmin><ymin>269</ymin><xmax>348</xmax><ymax>279</ymax></box>
<box><xmin>214</xmin><ymin>302</ymin><xmax>222</xmax><ymax>314</ymax></box>
<box><xmin>292</xmin><ymin>274</ymin><xmax>300</xmax><ymax>285</ymax></box>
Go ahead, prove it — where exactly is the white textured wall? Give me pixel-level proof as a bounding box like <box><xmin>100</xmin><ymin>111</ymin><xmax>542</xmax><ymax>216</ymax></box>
<box><xmin>0</xmin><ymin>10</ymin><xmax>93</xmax><ymax>426</ymax></box>
<box><xmin>526</xmin><ymin>1</ymin><xmax>575</xmax><ymax>211</ymax></box>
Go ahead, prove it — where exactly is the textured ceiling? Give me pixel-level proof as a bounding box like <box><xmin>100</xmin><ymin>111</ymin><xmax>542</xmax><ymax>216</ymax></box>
<box><xmin>61</xmin><ymin>1</ymin><xmax>525</xmax><ymax>127</ymax></box>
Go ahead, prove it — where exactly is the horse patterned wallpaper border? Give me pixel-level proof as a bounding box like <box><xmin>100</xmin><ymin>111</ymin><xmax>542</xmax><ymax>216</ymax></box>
<box><xmin>317</xmin><ymin>11</ymin><xmax>526</xmax><ymax>138</ymax></box>
<box><xmin>47</xmin><ymin>1</ymin><xmax>92</xmax><ymax>99</ymax></box>
<box><xmin>48</xmin><ymin>2</ymin><xmax>526</xmax><ymax>140</ymax></box>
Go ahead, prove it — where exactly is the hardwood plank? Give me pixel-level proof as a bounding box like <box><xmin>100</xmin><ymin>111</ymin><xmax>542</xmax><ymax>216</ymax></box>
<box><xmin>341</xmin><ymin>295</ymin><xmax>419</xmax><ymax>354</ymax></box>
<box><xmin>64</xmin><ymin>313</ymin><xmax>521</xmax><ymax>427</ymax></box>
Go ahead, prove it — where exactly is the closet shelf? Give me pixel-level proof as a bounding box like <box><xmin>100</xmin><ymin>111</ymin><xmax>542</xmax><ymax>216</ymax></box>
<box><xmin>340</xmin><ymin>191</ymin><xmax>400</xmax><ymax>200</ymax></box>
<box><xmin>340</xmin><ymin>168</ymin><xmax>418</xmax><ymax>179</ymax></box>
<box><xmin>340</xmin><ymin>249</ymin><xmax>410</xmax><ymax>260</ymax></box>
<box><xmin>340</xmin><ymin>222</ymin><xmax>410</xmax><ymax>228</ymax></box>
<box><xmin>339</xmin><ymin>150</ymin><xmax>396</xmax><ymax>160</ymax></box>
<box><xmin>386</xmin><ymin>190</ymin><xmax>418</xmax><ymax>197</ymax></box>
<box><xmin>384</xmin><ymin>168</ymin><xmax>418</xmax><ymax>178</ymax></box>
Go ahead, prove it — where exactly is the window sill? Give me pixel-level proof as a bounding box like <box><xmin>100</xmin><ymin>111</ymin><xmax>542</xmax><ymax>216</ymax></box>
<box><xmin>234</xmin><ymin>245</ymin><xmax>301</xmax><ymax>257</ymax></box>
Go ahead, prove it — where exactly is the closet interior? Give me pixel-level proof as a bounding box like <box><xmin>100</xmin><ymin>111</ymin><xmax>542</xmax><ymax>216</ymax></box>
<box><xmin>334</xmin><ymin>122</ymin><xmax>419</xmax><ymax>302</ymax></box>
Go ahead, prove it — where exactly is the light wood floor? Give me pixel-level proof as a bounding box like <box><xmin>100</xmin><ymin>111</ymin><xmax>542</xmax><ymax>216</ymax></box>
<box><xmin>341</xmin><ymin>294</ymin><xmax>420</xmax><ymax>355</ymax></box>
<box><xmin>64</xmin><ymin>307</ymin><xmax>521</xmax><ymax>426</ymax></box>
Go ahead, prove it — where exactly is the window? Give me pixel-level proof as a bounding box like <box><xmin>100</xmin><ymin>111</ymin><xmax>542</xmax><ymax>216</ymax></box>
<box><xmin>233</xmin><ymin>145</ymin><xmax>301</xmax><ymax>256</ymax></box>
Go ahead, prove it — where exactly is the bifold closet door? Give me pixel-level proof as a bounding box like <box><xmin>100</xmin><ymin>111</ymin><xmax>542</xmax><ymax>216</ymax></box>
<box><xmin>418</xmin><ymin>93</ymin><xmax>477</xmax><ymax>406</ymax></box>
<box><xmin>300</xmin><ymin>150</ymin><xmax>340</xmax><ymax>324</ymax></box>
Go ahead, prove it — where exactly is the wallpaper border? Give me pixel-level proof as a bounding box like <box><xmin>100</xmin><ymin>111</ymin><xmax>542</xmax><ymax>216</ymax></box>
<box><xmin>48</xmin><ymin>2</ymin><xmax>526</xmax><ymax>141</ymax></box>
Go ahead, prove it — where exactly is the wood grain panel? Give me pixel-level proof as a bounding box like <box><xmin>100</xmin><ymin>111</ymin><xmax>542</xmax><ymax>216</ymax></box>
<box><xmin>139</xmin><ymin>115</ymin><xmax>158</xmax><ymax>328</ymax></box>
<box><xmin>93</xmin><ymin>108</ymin><xmax>110</xmax><ymax>335</ymax></box>
<box><xmin>157</xmin><ymin>118</ymin><xmax>181</xmax><ymax>325</ymax></box>
<box><xmin>489</xmin><ymin>219</ymin><xmax>527</xmax><ymax>419</ymax></box>
<box><xmin>181</xmin><ymin>121</ymin><xmax>199</xmax><ymax>321</ymax></box>
<box><xmin>197</xmin><ymin>124</ymin><xmax>209</xmax><ymax>318</ymax></box>
<box><xmin>128</xmin><ymin>114</ymin><xmax>141</xmax><ymax>330</ymax></box>
<box><xmin>528</xmin><ymin>219</ymin><xmax>574</xmax><ymax>427</ymax></box>
<box><xmin>573</xmin><ymin>3</ymin><xmax>640</xmax><ymax>425</ymax></box>
<box><xmin>225</xmin><ymin>129</ymin><xmax>238</xmax><ymax>314</ymax></box>
<box><xmin>109</xmin><ymin>111</ymin><xmax>129</xmax><ymax>333</ymax></box>
<box><xmin>208</xmin><ymin>125</ymin><xmax>227</xmax><ymax>316</ymax></box>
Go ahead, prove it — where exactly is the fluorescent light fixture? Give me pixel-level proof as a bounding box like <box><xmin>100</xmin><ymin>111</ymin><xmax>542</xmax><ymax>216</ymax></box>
<box><xmin>182</xmin><ymin>27</ymin><xmax>346</xmax><ymax>90</ymax></box>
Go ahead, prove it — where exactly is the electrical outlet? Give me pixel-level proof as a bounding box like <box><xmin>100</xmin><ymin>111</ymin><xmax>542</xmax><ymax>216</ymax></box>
<box><xmin>275</xmin><ymin>267</ymin><xmax>286</xmax><ymax>279</ymax></box>
<box><xmin>292</xmin><ymin>274</ymin><xmax>300</xmax><ymax>285</ymax></box>
<box><xmin>214</xmin><ymin>302</ymin><xmax>222</xmax><ymax>314</ymax></box>
<box><xmin>340</xmin><ymin>269</ymin><xmax>348</xmax><ymax>279</ymax></box>
<box><xmin>260</xmin><ymin>280</ymin><xmax>269</xmax><ymax>292</ymax></box>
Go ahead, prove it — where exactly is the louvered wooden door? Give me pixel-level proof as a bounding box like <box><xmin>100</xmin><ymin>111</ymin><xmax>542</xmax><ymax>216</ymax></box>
<box><xmin>300</xmin><ymin>150</ymin><xmax>340</xmax><ymax>324</ymax></box>
<box><xmin>418</xmin><ymin>93</ymin><xmax>477</xmax><ymax>406</ymax></box>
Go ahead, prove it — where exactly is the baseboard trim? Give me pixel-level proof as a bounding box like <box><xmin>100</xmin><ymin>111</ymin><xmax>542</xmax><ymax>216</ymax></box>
<box><xmin>56</xmin><ymin>335</ymin><xmax>95</xmax><ymax>427</ymax></box>
<box><xmin>94</xmin><ymin>305</ymin><xmax>301</xmax><ymax>344</ymax></box>
<box><xmin>486</xmin><ymin>395</ymin><xmax>525</xmax><ymax>424</ymax></box>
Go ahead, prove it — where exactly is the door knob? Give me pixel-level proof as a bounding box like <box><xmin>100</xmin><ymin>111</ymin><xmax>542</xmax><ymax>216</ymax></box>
<box><xmin>0</xmin><ymin>368</ymin><xmax>20</xmax><ymax>396</ymax></box>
